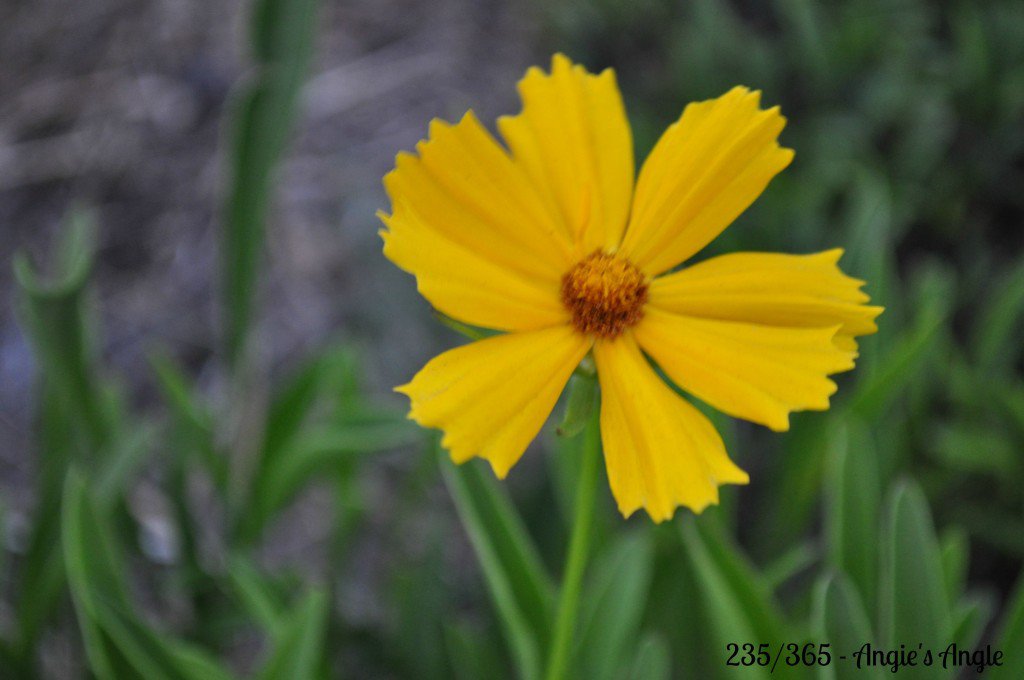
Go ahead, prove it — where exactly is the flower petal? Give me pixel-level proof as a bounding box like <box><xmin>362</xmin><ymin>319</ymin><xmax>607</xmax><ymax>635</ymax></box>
<box><xmin>498</xmin><ymin>54</ymin><xmax>634</xmax><ymax>254</ymax></box>
<box><xmin>381</xmin><ymin>111</ymin><xmax>573</xmax><ymax>331</ymax></box>
<box><xmin>593</xmin><ymin>335</ymin><xmax>748</xmax><ymax>522</ymax></box>
<box><xmin>398</xmin><ymin>326</ymin><xmax>591</xmax><ymax>477</ymax></box>
<box><xmin>620</xmin><ymin>87</ymin><xmax>794</xmax><ymax>276</ymax></box>
<box><xmin>635</xmin><ymin>306</ymin><xmax>857</xmax><ymax>433</ymax></box>
<box><xmin>648</xmin><ymin>249</ymin><xmax>884</xmax><ymax>351</ymax></box>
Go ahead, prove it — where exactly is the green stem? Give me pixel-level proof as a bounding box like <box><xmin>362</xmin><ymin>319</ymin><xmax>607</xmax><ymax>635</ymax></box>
<box><xmin>545</xmin><ymin>407</ymin><xmax>601</xmax><ymax>680</ymax></box>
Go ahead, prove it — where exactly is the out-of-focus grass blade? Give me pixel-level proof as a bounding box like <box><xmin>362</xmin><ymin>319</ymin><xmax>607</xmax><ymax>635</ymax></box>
<box><xmin>393</xmin><ymin>537</ymin><xmax>450</xmax><ymax>680</ymax></box>
<box><xmin>846</xmin><ymin>287</ymin><xmax>947</xmax><ymax>422</ymax></box>
<box><xmin>577</xmin><ymin>531</ymin><xmax>654</xmax><ymax>680</ymax></box>
<box><xmin>990</xmin><ymin>574</ymin><xmax>1024</xmax><ymax>679</ymax></box>
<box><xmin>972</xmin><ymin>257</ymin><xmax>1024</xmax><ymax>373</ymax></box>
<box><xmin>13</xmin><ymin>209</ymin><xmax>109</xmax><ymax>451</ymax></box>
<box><xmin>930</xmin><ymin>422</ymin><xmax>1016</xmax><ymax>476</ymax></box>
<box><xmin>234</xmin><ymin>348</ymin><xmax>336</xmax><ymax>539</ymax></box>
<box><xmin>762</xmin><ymin>541</ymin><xmax>818</xmax><ymax>592</ymax></box>
<box><xmin>262</xmin><ymin>353</ymin><xmax>332</xmax><ymax>455</ymax></box>
<box><xmin>63</xmin><ymin>470</ymin><xmax>234</xmax><ymax>679</ymax></box>
<box><xmin>839</xmin><ymin>170</ymin><xmax>896</xmax><ymax>368</ymax></box>
<box><xmin>93</xmin><ymin>601</ymin><xmax>235</xmax><ymax>680</ymax></box>
<box><xmin>994</xmin><ymin>382</ymin><xmax>1024</xmax><ymax>441</ymax></box>
<box><xmin>813</xmin><ymin>574</ymin><xmax>883</xmax><ymax>680</ymax></box>
<box><xmin>440</xmin><ymin>450</ymin><xmax>555</xmax><ymax>680</ymax></box>
<box><xmin>444</xmin><ymin>620</ymin><xmax>507</xmax><ymax>680</ymax></box>
<box><xmin>149</xmin><ymin>352</ymin><xmax>225</xmax><ymax>487</ymax></box>
<box><xmin>768</xmin><ymin>415</ymin><xmax>831</xmax><ymax>552</ymax></box>
<box><xmin>14</xmin><ymin>386</ymin><xmax>73</xmax><ymax>661</ymax></box>
<box><xmin>244</xmin><ymin>418</ymin><xmax>417</xmax><ymax>538</ymax></box>
<box><xmin>950</xmin><ymin>594</ymin><xmax>992</xmax><ymax>652</ymax></box>
<box><xmin>628</xmin><ymin>633</ymin><xmax>670</xmax><ymax>680</ymax></box>
<box><xmin>958</xmin><ymin>505</ymin><xmax>1024</xmax><ymax>557</ymax></box>
<box><xmin>825</xmin><ymin>420</ymin><xmax>880</xmax><ymax>612</ymax></box>
<box><xmin>228</xmin><ymin>557</ymin><xmax>288</xmax><ymax>634</ymax></box>
<box><xmin>879</xmin><ymin>481</ymin><xmax>952</xmax><ymax>673</ymax></box>
<box><xmin>95</xmin><ymin>422</ymin><xmax>158</xmax><ymax>504</ymax></box>
<box><xmin>679</xmin><ymin>516</ymin><xmax>791</xmax><ymax>680</ymax></box>
<box><xmin>257</xmin><ymin>589</ymin><xmax>328</xmax><ymax>680</ymax></box>
<box><xmin>0</xmin><ymin>638</ymin><xmax>21</xmax><ymax>675</ymax></box>
<box><xmin>222</xmin><ymin>0</ymin><xmax>321</xmax><ymax>366</ymax></box>
<box><xmin>238</xmin><ymin>346</ymin><xmax>416</xmax><ymax>541</ymax></box>
<box><xmin>62</xmin><ymin>469</ymin><xmax>130</xmax><ymax>678</ymax></box>
<box><xmin>939</xmin><ymin>529</ymin><xmax>969</xmax><ymax>604</ymax></box>
<box><xmin>773</xmin><ymin>0</ymin><xmax>828</xmax><ymax>87</ymax></box>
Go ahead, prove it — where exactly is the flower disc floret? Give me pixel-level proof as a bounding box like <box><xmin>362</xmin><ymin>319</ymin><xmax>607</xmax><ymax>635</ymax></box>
<box><xmin>561</xmin><ymin>251</ymin><xmax>648</xmax><ymax>338</ymax></box>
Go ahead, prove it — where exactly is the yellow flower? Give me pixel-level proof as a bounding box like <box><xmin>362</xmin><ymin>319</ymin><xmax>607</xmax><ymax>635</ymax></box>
<box><xmin>379</xmin><ymin>54</ymin><xmax>882</xmax><ymax>522</ymax></box>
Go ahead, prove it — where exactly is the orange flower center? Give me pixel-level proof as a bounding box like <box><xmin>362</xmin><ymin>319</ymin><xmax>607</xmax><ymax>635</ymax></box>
<box><xmin>561</xmin><ymin>251</ymin><xmax>648</xmax><ymax>338</ymax></box>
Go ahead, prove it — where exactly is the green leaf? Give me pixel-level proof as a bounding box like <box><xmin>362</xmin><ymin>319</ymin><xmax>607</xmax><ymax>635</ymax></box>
<box><xmin>14</xmin><ymin>209</ymin><xmax>110</xmax><ymax>452</ymax></box>
<box><xmin>990</xmin><ymin>574</ymin><xmax>1024</xmax><ymax>679</ymax></box>
<box><xmin>62</xmin><ymin>469</ymin><xmax>130</xmax><ymax>615</ymax></box>
<box><xmin>939</xmin><ymin>529</ymin><xmax>970</xmax><ymax>605</ymax></box>
<box><xmin>14</xmin><ymin>385</ymin><xmax>74</xmax><ymax>660</ymax></box>
<box><xmin>228</xmin><ymin>557</ymin><xmax>288</xmax><ymax>635</ymax></box>
<box><xmin>762</xmin><ymin>541</ymin><xmax>818</xmax><ymax>592</ymax></box>
<box><xmin>95</xmin><ymin>421</ymin><xmax>158</xmax><ymax>503</ymax></box>
<box><xmin>813</xmin><ymin>574</ymin><xmax>883</xmax><ymax>680</ymax></box>
<box><xmin>930</xmin><ymin>422</ymin><xmax>1016</xmax><ymax>476</ymax></box>
<box><xmin>63</xmin><ymin>470</ymin><xmax>234</xmax><ymax>680</ymax></box>
<box><xmin>628</xmin><ymin>633</ymin><xmax>671</xmax><ymax>680</ymax></box>
<box><xmin>262</xmin><ymin>352</ymin><xmax>335</xmax><ymax>460</ymax></box>
<box><xmin>577</xmin><ymin>531</ymin><xmax>654</xmax><ymax>680</ymax></box>
<box><xmin>879</xmin><ymin>481</ymin><xmax>952</xmax><ymax>676</ymax></box>
<box><xmin>222</xmin><ymin>0</ymin><xmax>321</xmax><ymax>366</ymax></box>
<box><xmin>847</xmin><ymin>297</ymin><xmax>947</xmax><ymax>422</ymax></box>
<box><xmin>440</xmin><ymin>451</ymin><xmax>555</xmax><ymax>680</ymax></box>
<box><xmin>972</xmin><ymin>257</ymin><xmax>1024</xmax><ymax>373</ymax></box>
<box><xmin>444</xmin><ymin>620</ymin><xmax>507</xmax><ymax>680</ymax></box>
<box><xmin>392</xmin><ymin>537</ymin><xmax>451</xmax><ymax>680</ymax></box>
<box><xmin>258</xmin><ymin>589</ymin><xmax>329</xmax><ymax>680</ymax></box>
<box><xmin>839</xmin><ymin>170</ymin><xmax>896</xmax><ymax>362</ymax></box>
<box><xmin>93</xmin><ymin>601</ymin><xmax>236</xmax><ymax>680</ymax></box>
<box><xmin>148</xmin><ymin>352</ymin><xmax>224</xmax><ymax>485</ymax></box>
<box><xmin>825</xmin><ymin>419</ymin><xmax>880</xmax><ymax>612</ymax></box>
<box><xmin>679</xmin><ymin>516</ymin><xmax>791</xmax><ymax>680</ymax></box>
<box><xmin>245</xmin><ymin>418</ymin><xmax>417</xmax><ymax>537</ymax></box>
<box><xmin>950</xmin><ymin>594</ymin><xmax>993</xmax><ymax>652</ymax></box>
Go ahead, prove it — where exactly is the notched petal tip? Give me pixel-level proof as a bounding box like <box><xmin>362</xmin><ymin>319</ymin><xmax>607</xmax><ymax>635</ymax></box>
<box><xmin>426</xmin><ymin>117</ymin><xmax>452</xmax><ymax>139</ymax></box>
<box><xmin>487</xmin><ymin>457</ymin><xmax>515</xmax><ymax>480</ymax></box>
<box><xmin>551</xmin><ymin>52</ymin><xmax>572</xmax><ymax>70</ymax></box>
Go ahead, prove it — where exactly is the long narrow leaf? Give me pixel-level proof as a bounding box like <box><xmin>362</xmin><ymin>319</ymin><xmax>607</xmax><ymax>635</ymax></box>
<box><xmin>990</xmin><ymin>574</ymin><xmax>1024</xmax><ymax>678</ymax></box>
<box><xmin>879</xmin><ymin>481</ymin><xmax>952</xmax><ymax>678</ymax></box>
<box><xmin>813</xmin><ymin>574</ymin><xmax>883</xmax><ymax>680</ymax></box>
<box><xmin>222</xmin><ymin>0</ymin><xmax>321</xmax><ymax>365</ymax></box>
<box><xmin>679</xmin><ymin>517</ymin><xmax>793</xmax><ymax>680</ymax></box>
<box><xmin>441</xmin><ymin>451</ymin><xmax>555</xmax><ymax>680</ymax></box>
<box><xmin>577</xmin><ymin>531</ymin><xmax>654</xmax><ymax>680</ymax></box>
<box><xmin>258</xmin><ymin>590</ymin><xmax>329</xmax><ymax>680</ymax></box>
<box><xmin>825</xmin><ymin>420</ymin><xmax>880</xmax><ymax>612</ymax></box>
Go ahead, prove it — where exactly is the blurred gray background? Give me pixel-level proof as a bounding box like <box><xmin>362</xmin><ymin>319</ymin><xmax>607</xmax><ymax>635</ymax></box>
<box><xmin>1</xmin><ymin>0</ymin><xmax>541</xmax><ymax>490</ymax></box>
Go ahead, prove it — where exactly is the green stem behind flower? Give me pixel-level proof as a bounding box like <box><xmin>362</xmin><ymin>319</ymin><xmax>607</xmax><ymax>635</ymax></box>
<box><xmin>545</xmin><ymin>404</ymin><xmax>602</xmax><ymax>680</ymax></box>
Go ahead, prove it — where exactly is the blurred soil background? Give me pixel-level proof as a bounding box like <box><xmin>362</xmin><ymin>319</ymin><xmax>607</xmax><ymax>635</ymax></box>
<box><xmin>1</xmin><ymin>0</ymin><xmax>535</xmax><ymax>498</ymax></box>
<box><xmin>0</xmin><ymin>1</ymin><xmax>543</xmax><ymax>670</ymax></box>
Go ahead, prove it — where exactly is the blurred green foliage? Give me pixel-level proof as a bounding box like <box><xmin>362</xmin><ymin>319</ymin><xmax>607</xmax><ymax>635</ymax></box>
<box><xmin>4</xmin><ymin>0</ymin><xmax>1024</xmax><ymax>677</ymax></box>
